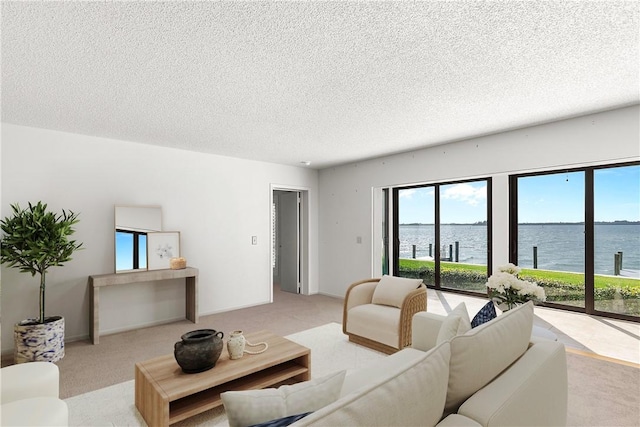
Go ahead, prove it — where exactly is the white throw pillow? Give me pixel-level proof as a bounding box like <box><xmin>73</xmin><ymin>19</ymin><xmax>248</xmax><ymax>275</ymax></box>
<box><xmin>221</xmin><ymin>370</ymin><xmax>346</xmax><ymax>427</ymax></box>
<box><xmin>445</xmin><ymin>301</ymin><xmax>534</xmax><ymax>415</ymax></box>
<box><xmin>436</xmin><ymin>302</ymin><xmax>472</xmax><ymax>345</ymax></box>
<box><xmin>371</xmin><ymin>275</ymin><xmax>423</xmax><ymax>308</ymax></box>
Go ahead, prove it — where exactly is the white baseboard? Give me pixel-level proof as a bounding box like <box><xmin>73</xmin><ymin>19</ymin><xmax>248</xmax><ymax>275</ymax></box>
<box><xmin>317</xmin><ymin>291</ymin><xmax>343</xmax><ymax>299</ymax></box>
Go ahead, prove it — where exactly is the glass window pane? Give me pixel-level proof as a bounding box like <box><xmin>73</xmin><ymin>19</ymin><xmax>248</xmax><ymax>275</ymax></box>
<box><xmin>116</xmin><ymin>231</ymin><xmax>134</xmax><ymax>271</ymax></box>
<box><xmin>397</xmin><ymin>187</ymin><xmax>435</xmax><ymax>285</ymax></box>
<box><xmin>517</xmin><ymin>171</ymin><xmax>585</xmax><ymax>308</ymax></box>
<box><xmin>594</xmin><ymin>165</ymin><xmax>640</xmax><ymax>316</ymax></box>
<box><xmin>439</xmin><ymin>181</ymin><xmax>488</xmax><ymax>292</ymax></box>
<box><xmin>138</xmin><ymin>234</ymin><xmax>147</xmax><ymax>269</ymax></box>
<box><xmin>382</xmin><ymin>189</ymin><xmax>389</xmax><ymax>275</ymax></box>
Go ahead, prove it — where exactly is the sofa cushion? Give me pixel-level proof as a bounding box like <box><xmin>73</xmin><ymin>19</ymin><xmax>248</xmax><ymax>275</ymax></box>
<box><xmin>346</xmin><ymin>304</ymin><xmax>402</xmax><ymax>348</ymax></box>
<box><xmin>444</xmin><ymin>301</ymin><xmax>534</xmax><ymax>415</ymax></box>
<box><xmin>293</xmin><ymin>342</ymin><xmax>451</xmax><ymax>427</ymax></box>
<box><xmin>470</xmin><ymin>301</ymin><xmax>497</xmax><ymax>328</ymax></box>
<box><xmin>340</xmin><ymin>347</ymin><xmax>425</xmax><ymax>397</ymax></box>
<box><xmin>371</xmin><ymin>275</ymin><xmax>423</xmax><ymax>308</ymax></box>
<box><xmin>221</xmin><ymin>370</ymin><xmax>346</xmax><ymax>427</ymax></box>
<box><xmin>436</xmin><ymin>302</ymin><xmax>472</xmax><ymax>345</ymax></box>
<box><xmin>1</xmin><ymin>397</ymin><xmax>68</xmax><ymax>427</ymax></box>
<box><xmin>456</xmin><ymin>340</ymin><xmax>568</xmax><ymax>426</ymax></box>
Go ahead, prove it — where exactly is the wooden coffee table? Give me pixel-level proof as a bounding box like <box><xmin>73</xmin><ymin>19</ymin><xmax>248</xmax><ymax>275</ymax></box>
<box><xmin>135</xmin><ymin>330</ymin><xmax>311</xmax><ymax>427</ymax></box>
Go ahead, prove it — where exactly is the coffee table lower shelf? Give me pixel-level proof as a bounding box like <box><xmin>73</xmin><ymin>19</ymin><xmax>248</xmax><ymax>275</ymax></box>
<box><xmin>135</xmin><ymin>331</ymin><xmax>311</xmax><ymax>427</ymax></box>
<box><xmin>169</xmin><ymin>363</ymin><xmax>309</xmax><ymax>424</ymax></box>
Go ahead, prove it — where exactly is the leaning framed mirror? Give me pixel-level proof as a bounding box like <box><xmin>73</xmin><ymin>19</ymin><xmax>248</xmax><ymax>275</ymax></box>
<box><xmin>114</xmin><ymin>205</ymin><xmax>162</xmax><ymax>272</ymax></box>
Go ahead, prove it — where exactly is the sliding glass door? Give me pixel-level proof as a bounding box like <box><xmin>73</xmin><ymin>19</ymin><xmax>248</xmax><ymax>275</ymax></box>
<box><xmin>394</xmin><ymin>178</ymin><xmax>491</xmax><ymax>294</ymax></box>
<box><xmin>515</xmin><ymin>171</ymin><xmax>586</xmax><ymax>308</ymax></box>
<box><xmin>396</xmin><ymin>186</ymin><xmax>436</xmax><ymax>286</ymax></box>
<box><xmin>511</xmin><ymin>162</ymin><xmax>639</xmax><ymax>321</ymax></box>
<box><xmin>593</xmin><ymin>164</ymin><xmax>640</xmax><ymax>317</ymax></box>
<box><xmin>439</xmin><ymin>182</ymin><xmax>489</xmax><ymax>292</ymax></box>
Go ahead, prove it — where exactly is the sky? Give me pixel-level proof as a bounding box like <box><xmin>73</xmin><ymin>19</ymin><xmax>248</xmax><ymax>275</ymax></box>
<box><xmin>115</xmin><ymin>232</ymin><xmax>147</xmax><ymax>271</ymax></box>
<box><xmin>399</xmin><ymin>164</ymin><xmax>640</xmax><ymax>224</ymax></box>
<box><xmin>399</xmin><ymin>182</ymin><xmax>487</xmax><ymax>224</ymax></box>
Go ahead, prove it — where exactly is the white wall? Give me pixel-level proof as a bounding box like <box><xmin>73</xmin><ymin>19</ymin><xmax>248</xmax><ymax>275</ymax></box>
<box><xmin>2</xmin><ymin>105</ymin><xmax>638</xmax><ymax>352</ymax></box>
<box><xmin>317</xmin><ymin>105</ymin><xmax>640</xmax><ymax>297</ymax></box>
<box><xmin>1</xmin><ymin>124</ymin><xmax>319</xmax><ymax>352</ymax></box>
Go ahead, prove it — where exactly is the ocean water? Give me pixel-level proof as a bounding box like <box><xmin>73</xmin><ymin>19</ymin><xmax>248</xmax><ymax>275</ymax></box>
<box><xmin>399</xmin><ymin>224</ymin><xmax>640</xmax><ymax>276</ymax></box>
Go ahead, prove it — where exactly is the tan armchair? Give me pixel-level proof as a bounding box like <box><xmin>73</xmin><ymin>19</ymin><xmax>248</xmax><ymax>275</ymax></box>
<box><xmin>342</xmin><ymin>275</ymin><xmax>427</xmax><ymax>354</ymax></box>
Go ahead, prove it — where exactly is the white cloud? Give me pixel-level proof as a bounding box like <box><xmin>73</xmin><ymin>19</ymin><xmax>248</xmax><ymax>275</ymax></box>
<box><xmin>399</xmin><ymin>188</ymin><xmax>435</xmax><ymax>199</ymax></box>
<box><xmin>399</xmin><ymin>189</ymin><xmax>416</xmax><ymax>198</ymax></box>
<box><xmin>442</xmin><ymin>183</ymin><xmax>486</xmax><ymax>206</ymax></box>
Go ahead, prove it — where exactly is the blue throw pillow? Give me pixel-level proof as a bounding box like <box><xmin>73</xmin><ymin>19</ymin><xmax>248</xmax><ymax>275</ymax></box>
<box><xmin>471</xmin><ymin>301</ymin><xmax>497</xmax><ymax>328</ymax></box>
<box><xmin>250</xmin><ymin>412</ymin><xmax>312</xmax><ymax>427</ymax></box>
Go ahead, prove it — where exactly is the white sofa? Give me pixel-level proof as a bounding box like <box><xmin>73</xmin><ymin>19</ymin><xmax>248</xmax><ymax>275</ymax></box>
<box><xmin>293</xmin><ymin>301</ymin><xmax>568</xmax><ymax>427</ymax></box>
<box><xmin>1</xmin><ymin>362</ymin><xmax>68</xmax><ymax>426</ymax></box>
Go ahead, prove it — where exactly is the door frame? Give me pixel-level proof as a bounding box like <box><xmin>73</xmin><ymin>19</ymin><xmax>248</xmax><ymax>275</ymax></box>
<box><xmin>270</xmin><ymin>184</ymin><xmax>310</xmax><ymax>300</ymax></box>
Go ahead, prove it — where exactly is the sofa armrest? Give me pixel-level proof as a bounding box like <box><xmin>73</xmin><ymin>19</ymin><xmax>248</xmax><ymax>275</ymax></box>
<box><xmin>411</xmin><ymin>311</ymin><xmax>446</xmax><ymax>352</ymax></box>
<box><xmin>342</xmin><ymin>279</ymin><xmax>380</xmax><ymax>335</ymax></box>
<box><xmin>437</xmin><ymin>414</ymin><xmax>483</xmax><ymax>426</ymax></box>
<box><xmin>457</xmin><ymin>340</ymin><xmax>568</xmax><ymax>426</ymax></box>
<box><xmin>398</xmin><ymin>284</ymin><xmax>427</xmax><ymax>347</ymax></box>
<box><xmin>345</xmin><ymin>280</ymin><xmax>379</xmax><ymax>310</ymax></box>
<box><xmin>1</xmin><ymin>362</ymin><xmax>59</xmax><ymax>404</ymax></box>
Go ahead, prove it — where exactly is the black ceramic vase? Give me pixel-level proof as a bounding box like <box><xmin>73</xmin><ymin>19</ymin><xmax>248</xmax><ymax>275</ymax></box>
<box><xmin>174</xmin><ymin>329</ymin><xmax>224</xmax><ymax>373</ymax></box>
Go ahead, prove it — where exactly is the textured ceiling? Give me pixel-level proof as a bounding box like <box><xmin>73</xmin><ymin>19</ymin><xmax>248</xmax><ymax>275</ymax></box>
<box><xmin>2</xmin><ymin>1</ymin><xmax>638</xmax><ymax>169</ymax></box>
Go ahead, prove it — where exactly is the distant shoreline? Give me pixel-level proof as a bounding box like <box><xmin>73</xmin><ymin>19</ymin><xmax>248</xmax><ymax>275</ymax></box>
<box><xmin>400</xmin><ymin>221</ymin><xmax>640</xmax><ymax>226</ymax></box>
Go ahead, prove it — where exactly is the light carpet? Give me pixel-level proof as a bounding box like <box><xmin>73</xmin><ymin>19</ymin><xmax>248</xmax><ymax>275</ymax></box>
<box><xmin>65</xmin><ymin>323</ymin><xmax>384</xmax><ymax>427</ymax></box>
<box><xmin>66</xmin><ymin>322</ymin><xmax>640</xmax><ymax>427</ymax></box>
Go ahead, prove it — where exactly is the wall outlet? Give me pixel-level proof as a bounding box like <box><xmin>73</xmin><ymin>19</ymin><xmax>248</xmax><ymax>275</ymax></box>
<box><xmin>252</xmin><ymin>236</ymin><xmax>258</xmax><ymax>245</ymax></box>
<box><xmin>356</xmin><ymin>236</ymin><xmax>362</xmax><ymax>244</ymax></box>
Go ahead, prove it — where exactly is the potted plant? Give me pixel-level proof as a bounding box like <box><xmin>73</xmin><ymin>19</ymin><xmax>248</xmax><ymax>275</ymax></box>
<box><xmin>0</xmin><ymin>202</ymin><xmax>82</xmax><ymax>363</ymax></box>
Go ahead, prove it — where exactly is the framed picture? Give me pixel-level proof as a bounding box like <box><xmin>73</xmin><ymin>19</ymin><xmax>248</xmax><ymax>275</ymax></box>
<box><xmin>147</xmin><ymin>231</ymin><xmax>180</xmax><ymax>270</ymax></box>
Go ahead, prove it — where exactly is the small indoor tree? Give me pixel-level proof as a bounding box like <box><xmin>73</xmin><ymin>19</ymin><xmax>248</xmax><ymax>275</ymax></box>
<box><xmin>1</xmin><ymin>201</ymin><xmax>82</xmax><ymax>363</ymax></box>
<box><xmin>1</xmin><ymin>201</ymin><xmax>83</xmax><ymax>324</ymax></box>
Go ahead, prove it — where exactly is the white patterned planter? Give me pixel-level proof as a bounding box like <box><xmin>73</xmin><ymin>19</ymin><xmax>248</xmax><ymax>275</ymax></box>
<box><xmin>14</xmin><ymin>316</ymin><xmax>65</xmax><ymax>363</ymax></box>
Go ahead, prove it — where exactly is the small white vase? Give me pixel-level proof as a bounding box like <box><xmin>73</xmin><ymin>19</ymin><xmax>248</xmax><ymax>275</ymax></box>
<box><xmin>227</xmin><ymin>330</ymin><xmax>246</xmax><ymax>360</ymax></box>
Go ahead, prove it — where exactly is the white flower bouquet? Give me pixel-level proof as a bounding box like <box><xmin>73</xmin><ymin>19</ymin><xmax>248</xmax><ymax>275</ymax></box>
<box><xmin>486</xmin><ymin>263</ymin><xmax>546</xmax><ymax>310</ymax></box>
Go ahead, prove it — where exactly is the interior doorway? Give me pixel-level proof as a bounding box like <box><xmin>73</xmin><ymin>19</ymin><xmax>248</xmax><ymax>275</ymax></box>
<box><xmin>271</xmin><ymin>186</ymin><xmax>309</xmax><ymax>296</ymax></box>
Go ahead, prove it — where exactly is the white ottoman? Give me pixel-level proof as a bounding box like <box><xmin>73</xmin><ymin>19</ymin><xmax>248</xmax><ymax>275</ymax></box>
<box><xmin>1</xmin><ymin>362</ymin><xmax>59</xmax><ymax>404</ymax></box>
<box><xmin>1</xmin><ymin>397</ymin><xmax>68</xmax><ymax>426</ymax></box>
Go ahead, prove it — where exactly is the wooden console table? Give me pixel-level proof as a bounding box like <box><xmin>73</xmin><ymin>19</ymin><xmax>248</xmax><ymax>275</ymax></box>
<box><xmin>89</xmin><ymin>267</ymin><xmax>198</xmax><ymax>344</ymax></box>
